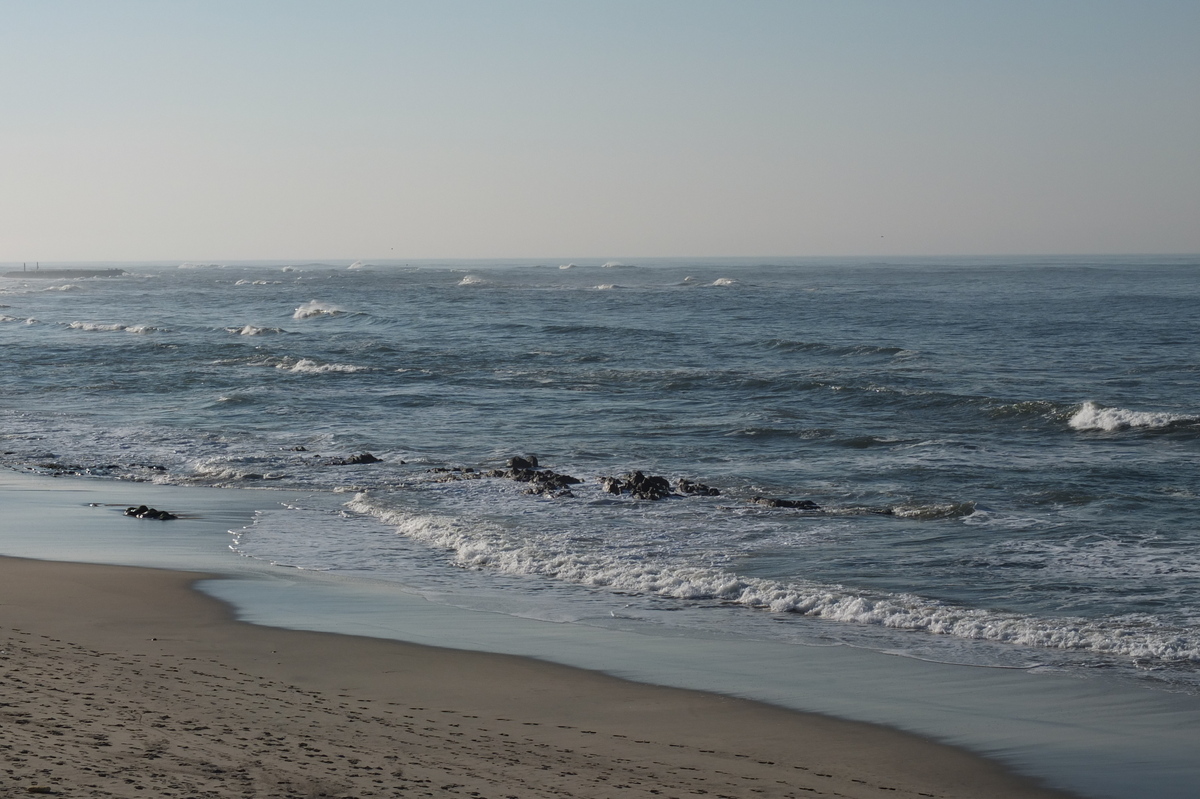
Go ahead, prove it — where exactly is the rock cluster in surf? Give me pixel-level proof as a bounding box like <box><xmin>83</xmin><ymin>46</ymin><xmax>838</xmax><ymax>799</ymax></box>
<box><xmin>124</xmin><ymin>505</ymin><xmax>178</xmax><ymax>520</ymax></box>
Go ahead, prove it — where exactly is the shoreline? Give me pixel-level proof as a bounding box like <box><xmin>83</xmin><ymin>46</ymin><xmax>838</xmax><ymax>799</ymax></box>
<box><xmin>4</xmin><ymin>468</ymin><xmax>1200</xmax><ymax>798</ymax></box>
<box><xmin>0</xmin><ymin>554</ymin><xmax>1076</xmax><ymax>799</ymax></box>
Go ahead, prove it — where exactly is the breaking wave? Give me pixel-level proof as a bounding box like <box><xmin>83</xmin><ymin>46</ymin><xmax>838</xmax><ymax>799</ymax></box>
<box><xmin>1069</xmin><ymin>401</ymin><xmax>1198</xmax><ymax>432</ymax></box>
<box><xmin>67</xmin><ymin>321</ymin><xmax>162</xmax><ymax>333</ymax></box>
<box><xmin>226</xmin><ymin>325</ymin><xmax>285</xmax><ymax>336</ymax></box>
<box><xmin>276</xmin><ymin>358</ymin><xmax>372</xmax><ymax>374</ymax></box>
<box><xmin>293</xmin><ymin>300</ymin><xmax>345</xmax><ymax>319</ymax></box>
<box><xmin>345</xmin><ymin>493</ymin><xmax>1200</xmax><ymax>665</ymax></box>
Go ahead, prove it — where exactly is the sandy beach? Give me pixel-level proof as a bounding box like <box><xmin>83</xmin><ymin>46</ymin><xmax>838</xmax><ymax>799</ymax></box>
<box><xmin>0</xmin><ymin>556</ymin><xmax>1075</xmax><ymax>799</ymax></box>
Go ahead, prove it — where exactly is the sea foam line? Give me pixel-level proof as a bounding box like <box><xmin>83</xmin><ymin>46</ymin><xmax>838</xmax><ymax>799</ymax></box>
<box><xmin>346</xmin><ymin>493</ymin><xmax>1200</xmax><ymax>665</ymax></box>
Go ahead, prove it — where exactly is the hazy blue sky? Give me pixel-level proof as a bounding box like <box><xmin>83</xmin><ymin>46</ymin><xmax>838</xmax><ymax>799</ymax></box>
<box><xmin>2</xmin><ymin>1</ymin><xmax>1197</xmax><ymax>261</ymax></box>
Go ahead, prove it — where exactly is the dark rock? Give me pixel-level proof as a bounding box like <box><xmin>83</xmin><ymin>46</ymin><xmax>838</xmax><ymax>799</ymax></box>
<box><xmin>507</xmin><ymin>455</ymin><xmax>539</xmax><ymax>470</ymax></box>
<box><xmin>598</xmin><ymin>471</ymin><xmax>676</xmax><ymax>500</ymax></box>
<box><xmin>508</xmin><ymin>468</ymin><xmax>580</xmax><ymax>491</ymax></box>
<box><xmin>482</xmin><ymin>458</ymin><xmax>579</xmax><ymax>497</ymax></box>
<box><xmin>325</xmin><ymin>452</ymin><xmax>382</xmax><ymax>466</ymax></box>
<box><xmin>427</xmin><ymin>466</ymin><xmax>482</xmax><ymax>482</ymax></box>
<box><xmin>750</xmin><ymin>496</ymin><xmax>821</xmax><ymax>510</ymax></box>
<box><xmin>124</xmin><ymin>505</ymin><xmax>178</xmax><ymax>520</ymax></box>
<box><xmin>676</xmin><ymin>478</ymin><xmax>720</xmax><ymax>497</ymax></box>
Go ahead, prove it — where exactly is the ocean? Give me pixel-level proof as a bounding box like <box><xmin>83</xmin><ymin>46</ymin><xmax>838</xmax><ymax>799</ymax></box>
<box><xmin>2</xmin><ymin>254</ymin><xmax>1198</xmax><ymax>699</ymax></box>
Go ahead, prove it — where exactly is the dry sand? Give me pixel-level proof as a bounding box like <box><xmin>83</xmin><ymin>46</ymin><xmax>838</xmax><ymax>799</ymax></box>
<box><xmin>0</xmin><ymin>556</ymin><xmax>1077</xmax><ymax>799</ymax></box>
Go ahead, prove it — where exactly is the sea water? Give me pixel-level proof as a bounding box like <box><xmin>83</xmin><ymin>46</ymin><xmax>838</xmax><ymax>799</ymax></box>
<box><xmin>2</xmin><ymin>255</ymin><xmax>1198</xmax><ymax>699</ymax></box>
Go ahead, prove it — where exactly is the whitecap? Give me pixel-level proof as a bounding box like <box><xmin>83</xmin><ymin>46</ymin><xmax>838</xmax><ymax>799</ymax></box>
<box><xmin>293</xmin><ymin>300</ymin><xmax>345</xmax><ymax>319</ymax></box>
<box><xmin>68</xmin><ymin>321</ymin><xmax>127</xmax><ymax>332</ymax></box>
<box><xmin>1069</xmin><ymin>401</ymin><xmax>1196</xmax><ymax>432</ymax></box>
<box><xmin>593</xmin><ymin>284</ymin><xmax>618</xmax><ymax>290</ymax></box>
<box><xmin>226</xmin><ymin>324</ymin><xmax>284</xmax><ymax>336</ymax></box>
<box><xmin>277</xmin><ymin>358</ymin><xmax>371</xmax><ymax>374</ymax></box>
<box><xmin>344</xmin><ymin>492</ymin><xmax>1200</xmax><ymax>665</ymax></box>
<box><xmin>711</xmin><ymin>277</ymin><xmax>738</xmax><ymax>287</ymax></box>
<box><xmin>559</xmin><ymin>263</ymin><xmax>576</xmax><ymax>270</ymax></box>
<box><xmin>457</xmin><ymin>276</ymin><xmax>486</xmax><ymax>286</ymax></box>
<box><xmin>891</xmin><ymin>501</ymin><xmax>977</xmax><ymax>520</ymax></box>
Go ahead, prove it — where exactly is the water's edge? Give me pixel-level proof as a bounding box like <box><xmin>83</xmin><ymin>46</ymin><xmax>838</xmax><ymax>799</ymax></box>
<box><xmin>3</xmin><ymin>468</ymin><xmax>1199</xmax><ymax>799</ymax></box>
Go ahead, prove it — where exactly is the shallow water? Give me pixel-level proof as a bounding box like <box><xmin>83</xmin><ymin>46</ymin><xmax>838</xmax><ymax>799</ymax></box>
<box><xmin>4</xmin><ymin>468</ymin><xmax>1200</xmax><ymax>799</ymax></box>
<box><xmin>2</xmin><ymin>255</ymin><xmax>1198</xmax><ymax>694</ymax></box>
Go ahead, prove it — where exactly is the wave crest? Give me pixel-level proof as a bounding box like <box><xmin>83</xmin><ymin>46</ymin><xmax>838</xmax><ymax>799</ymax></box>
<box><xmin>1069</xmin><ymin>401</ymin><xmax>1197</xmax><ymax>432</ymax></box>
<box><xmin>345</xmin><ymin>493</ymin><xmax>1200</xmax><ymax>665</ymax></box>
<box><xmin>277</xmin><ymin>358</ymin><xmax>371</xmax><ymax>374</ymax></box>
<box><xmin>226</xmin><ymin>325</ymin><xmax>285</xmax><ymax>336</ymax></box>
<box><xmin>293</xmin><ymin>300</ymin><xmax>345</xmax><ymax>319</ymax></box>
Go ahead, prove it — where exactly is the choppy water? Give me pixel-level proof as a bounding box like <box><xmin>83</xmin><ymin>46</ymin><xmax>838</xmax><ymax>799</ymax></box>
<box><xmin>2</xmin><ymin>255</ymin><xmax>1198</xmax><ymax>692</ymax></box>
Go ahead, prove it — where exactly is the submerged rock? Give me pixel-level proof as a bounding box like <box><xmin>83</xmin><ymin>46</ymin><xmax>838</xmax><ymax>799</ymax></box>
<box><xmin>428</xmin><ymin>466</ymin><xmax>481</xmax><ymax>482</ymax></box>
<box><xmin>676</xmin><ymin>478</ymin><xmax>720</xmax><ymax>496</ymax></box>
<box><xmin>749</xmin><ymin>496</ymin><xmax>821</xmax><ymax>510</ymax></box>
<box><xmin>325</xmin><ymin>452</ymin><xmax>384</xmax><ymax>466</ymax></box>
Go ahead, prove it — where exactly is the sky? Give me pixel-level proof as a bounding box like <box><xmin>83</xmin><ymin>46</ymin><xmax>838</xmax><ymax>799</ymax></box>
<box><xmin>1</xmin><ymin>0</ymin><xmax>1198</xmax><ymax>261</ymax></box>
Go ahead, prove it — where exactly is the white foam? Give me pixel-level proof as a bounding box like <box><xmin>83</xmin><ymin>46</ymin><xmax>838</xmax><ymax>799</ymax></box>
<box><xmin>293</xmin><ymin>300</ymin><xmax>345</xmax><ymax>319</ymax></box>
<box><xmin>277</xmin><ymin>358</ymin><xmax>371</xmax><ymax>374</ymax></box>
<box><xmin>226</xmin><ymin>325</ymin><xmax>284</xmax><ymax>336</ymax></box>
<box><xmin>457</xmin><ymin>276</ymin><xmax>486</xmax><ymax>286</ymax></box>
<box><xmin>189</xmin><ymin>457</ymin><xmax>285</xmax><ymax>483</ymax></box>
<box><xmin>347</xmin><ymin>261</ymin><xmax>365</xmax><ymax>270</ymax></box>
<box><xmin>600</xmin><ymin>261</ymin><xmax>632</xmax><ymax>269</ymax></box>
<box><xmin>711</xmin><ymin>277</ymin><xmax>738</xmax><ymax>286</ymax></box>
<box><xmin>559</xmin><ymin>263</ymin><xmax>576</xmax><ymax>270</ymax></box>
<box><xmin>891</xmin><ymin>501</ymin><xmax>977</xmax><ymax>520</ymax></box>
<box><xmin>66</xmin><ymin>321</ymin><xmax>162</xmax><ymax>334</ymax></box>
<box><xmin>594</xmin><ymin>284</ymin><xmax>618</xmax><ymax>290</ymax></box>
<box><xmin>1069</xmin><ymin>401</ymin><xmax>1196</xmax><ymax>432</ymax></box>
<box><xmin>344</xmin><ymin>492</ymin><xmax>1200</xmax><ymax>666</ymax></box>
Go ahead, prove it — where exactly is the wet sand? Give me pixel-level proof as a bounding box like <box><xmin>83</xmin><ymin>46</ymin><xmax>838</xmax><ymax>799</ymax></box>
<box><xmin>0</xmin><ymin>555</ymin><xmax>1076</xmax><ymax>799</ymax></box>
